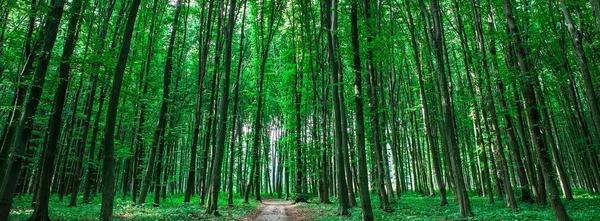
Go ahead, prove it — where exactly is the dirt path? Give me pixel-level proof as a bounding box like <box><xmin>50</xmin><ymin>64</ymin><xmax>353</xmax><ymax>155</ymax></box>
<box><xmin>243</xmin><ymin>199</ymin><xmax>307</xmax><ymax>221</ymax></box>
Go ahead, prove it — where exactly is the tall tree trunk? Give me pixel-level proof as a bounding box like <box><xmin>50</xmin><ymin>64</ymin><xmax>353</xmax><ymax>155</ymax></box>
<box><xmin>70</xmin><ymin>4</ymin><xmax>99</xmax><ymax>206</ymax></box>
<box><xmin>83</xmin><ymin>0</ymin><xmax>119</xmax><ymax>204</ymax></box>
<box><xmin>0</xmin><ymin>1</ymin><xmax>66</xmax><ymax>219</ymax></box>
<box><xmin>292</xmin><ymin>1</ymin><xmax>305</xmax><ymax>204</ymax></box>
<box><xmin>470</xmin><ymin>0</ymin><xmax>517</xmax><ymax>211</ymax></box>
<box><xmin>483</xmin><ymin>2</ymin><xmax>533</xmax><ymax>203</ymax></box>
<box><xmin>364</xmin><ymin>0</ymin><xmax>391</xmax><ymax>211</ymax></box>
<box><xmin>227</xmin><ymin>0</ymin><xmax>247</xmax><ymax>206</ymax></box>
<box><xmin>560</xmin><ymin>0</ymin><xmax>600</xmax><ymax>192</ymax></box>
<box><xmin>185</xmin><ymin>0</ymin><xmax>216</xmax><ymax>204</ymax></box>
<box><xmin>29</xmin><ymin>0</ymin><xmax>84</xmax><ymax>219</ymax></box>
<box><xmin>0</xmin><ymin>0</ymin><xmax>40</xmax><ymax>179</ymax></box>
<box><xmin>244</xmin><ymin>0</ymin><xmax>282</xmax><ymax>204</ymax></box>
<box><xmin>323</xmin><ymin>0</ymin><xmax>349</xmax><ymax>215</ymax></box>
<box><xmin>100</xmin><ymin>0</ymin><xmax>142</xmax><ymax>219</ymax></box>
<box><xmin>205</xmin><ymin>0</ymin><xmax>236</xmax><ymax>214</ymax></box>
<box><xmin>156</xmin><ymin>0</ymin><xmax>182</xmax><ymax>208</ymax></box>
<box><xmin>430</xmin><ymin>0</ymin><xmax>472</xmax><ymax>217</ymax></box>
<box><xmin>350</xmin><ymin>0</ymin><xmax>374</xmax><ymax>219</ymax></box>
<box><xmin>138</xmin><ymin>0</ymin><xmax>181</xmax><ymax>206</ymax></box>
<box><xmin>501</xmin><ymin>0</ymin><xmax>569</xmax><ymax>219</ymax></box>
<box><xmin>405</xmin><ymin>0</ymin><xmax>447</xmax><ymax>206</ymax></box>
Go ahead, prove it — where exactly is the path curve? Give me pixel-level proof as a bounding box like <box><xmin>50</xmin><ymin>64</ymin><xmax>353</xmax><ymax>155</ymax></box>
<box><xmin>243</xmin><ymin>199</ymin><xmax>306</xmax><ymax>221</ymax></box>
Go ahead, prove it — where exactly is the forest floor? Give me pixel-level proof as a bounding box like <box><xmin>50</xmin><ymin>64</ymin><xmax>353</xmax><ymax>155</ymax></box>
<box><xmin>242</xmin><ymin>198</ymin><xmax>307</xmax><ymax>221</ymax></box>
<box><xmin>295</xmin><ymin>190</ymin><xmax>600</xmax><ymax>221</ymax></box>
<box><xmin>7</xmin><ymin>190</ymin><xmax>599</xmax><ymax>220</ymax></box>
<box><xmin>8</xmin><ymin>193</ymin><xmax>259</xmax><ymax>220</ymax></box>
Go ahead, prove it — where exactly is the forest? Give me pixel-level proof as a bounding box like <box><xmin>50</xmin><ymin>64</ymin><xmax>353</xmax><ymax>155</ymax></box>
<box><xmin>0</xmin><ymin>0</ymin><xmax>600</xmax><ymax>220</ymax></box>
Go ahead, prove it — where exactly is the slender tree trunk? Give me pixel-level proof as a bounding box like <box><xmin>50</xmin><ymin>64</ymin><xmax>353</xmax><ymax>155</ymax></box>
<box><xmin>350</xmin><ymin>0</ymin><xmax>374</xmax><ymax>219</ymax></box>
<box><xmin>99</xmin><ymin>0</ymin><xmax>142</xmax><ymax>219</ymax></box>
<box><xmin>185</xmin><ymin>0</ymin><xmax>216</xmax><ymax>204</ymax></box>
<box><xmin>155</xmin><ymin>0</ymin><xmax>182</xmax><ymax>208</ymax></box>
<box><xmin>364</xmin><ymin>0</ymin><xmax>391</xmax><ymax>211</ymax></box>
<box><xmin>430</xmin><ymin>0</ymin><xmax>472</xmax><ymax>217</ymax></box>
<box><xmin>405</xmin><ymin>0</ymin><xmax>447</xmax><ymax>206</ymax></box>
<box><xmin>82</xmin><ymin>0</ymin><xmax>119</xmax><ymax>203</ymax></box>
<box><xmin>227</xmin><ymin>0</ymin><xmax>247</xmax><ymax>206</ymax></box>
<box><xmin>560</xmin><ymin>0</ymin><xmax>600</xmax><ymax>192</ymax></box>
<box><xmin>138</xmin><ymin>0</ymin><xmax>181</xmax><ymax>206</ymax></box>
<box><xmin>244</xmin><ymin>0</ymin><xmax>282</xmax><ymax>204</ymax></box>
<box><xmin>0</xmin><ymin>0</ymin><xmax>40</xmax><ymax>179</ymax></box>
<box><xmin>483</xmin><ymin>2</ymin><xmax>533</xmax><ymax>203</ymax></box>
<box><xmin>70</xmin><ymin>5</ymin><xmax>98</xmax><ymax>205</ymax></box>
<box><xmin>0</xmin><ymin>1</ymin><xmax>66</xmax><ymax>219</ymax></box>
<box><xmin>28</xmin><ymin>0</ymin><xmax>84</xmax><ymax>219</ymax></box>
<box><xmin>470</xmin><ymin>0</ymin><xmax>517</xmax><ymax>211</ymax></box>
<box><xmin>292</xmin><ymin>1</ymin><xmax>305</xmax><ymax>204</ymax></box>
<box><xmin>322</xmin><ymin>0</ymin><xmax>349</xmax><ymax>215</ymax></box>
<box><xmin>205</xmin><ymin>0</ymin><xmax>236</xmax><ymax>214</ymax></box>
<box><xmin>502</xmin><ymin>0</ymin><xmax>569</xmax><ymax>219</ymax></box>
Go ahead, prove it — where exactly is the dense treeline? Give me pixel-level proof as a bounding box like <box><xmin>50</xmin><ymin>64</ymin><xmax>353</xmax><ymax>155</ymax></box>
<box><xmin>0</xmin><ymin>0</ymin><xmax>599</xmax><ymax>220</ymax></box>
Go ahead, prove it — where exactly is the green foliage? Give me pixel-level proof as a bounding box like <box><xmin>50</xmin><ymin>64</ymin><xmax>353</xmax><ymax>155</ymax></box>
<box><xmin>9</xmin><ymin>193</ymin><xmax>258</xmax><ymax>220</ymax></box>
<box><xmin>297</xmin><ymin>191</ymin><xmax>600</xmax><ymax>221</ymax></box>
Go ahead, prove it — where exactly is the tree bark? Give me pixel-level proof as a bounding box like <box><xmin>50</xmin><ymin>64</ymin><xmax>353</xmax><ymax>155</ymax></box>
<box><xmin>99</xmin><ymin>0</ymin><xmax>142</xmax><ymax>219</ymax></box>
<box><xmin>28</xmin><ymin>0</ymin><xmax>84</xmax><ymax>219</ymax></box>
<box><xmin>323</xmin><ymin>0</ymin><xmax>349</xmax><ymax>215</ymax></box>
<box><xmin>349</xmin><ymin>0</ymin><xmax>374</xmax><ymax>219</ymax></box>
<box><xmin>0</xmin><ymin>0</ymin><xmax>66</xmax><ymax>219</ymax></box>
<box><xmin>205</xmin><ymin>0</ymin><xmax>236</xmax><ymax>214</ymax></box>
<box><xmin>502</xmin><ymin>0</ymin><xmax>570</xmax><ymax>219</ymax></box>
<box><xmin>405</xmin><ymin>0</ymin><xmax>447</xmax><ymax>206</ymax></box>
<box><xmin>430</xmin><ymin>0</ymin><xmax>472</xmax><ymax>217</ymax></box>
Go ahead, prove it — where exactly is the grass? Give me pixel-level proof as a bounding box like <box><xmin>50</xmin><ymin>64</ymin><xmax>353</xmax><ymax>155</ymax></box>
<box><xmin>295</xmin><ymin>189</ymin><xmax>600</xmax><ymax>221</ymax></box>
<box><xmin>9</xmin><ymin>192</ymin><xmax>259</xmax><ymax>221</ymax></box>
<box><xmin>9</xmin><ymin>189</ymin><xmax>598</xmax><ymax>220</ymax></box>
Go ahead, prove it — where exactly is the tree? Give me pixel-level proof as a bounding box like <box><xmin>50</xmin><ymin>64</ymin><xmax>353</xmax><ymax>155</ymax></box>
<box><xmin>99</xmin><ymin>0</ymin><xmax>142</xmax><ymax>219</ymax></box>
<box><xmin>430</xmin><ymin>0</ymin><xmax>472</xmax><ymax>217</ymax></box>
<box><xmin>0</xmin><ymin>1</ymin><xmax>66</xmax><ymax>219</ymax></box>
<box><xmin>502</xmin><ymin>0</ymin><xmax>569</xmax><ymax>219</ymax></box>
<box><xmin>322</xmin><ymin>0</ymin><xmax>350</xmax><ymax>215</ymax></box>
<box><xmin>350</xmin><ymin>0</ymin><xmax>374</xmax><ymax>219</ymax></box>
<box><xmin>205</xmin><ymin>0</ymin><xmax>236</xmax><ymax>214</ymax></box>
<box><xmin>28</xmin><ymin>0</ymin><xmax>84</xmax><ymax>219</ymax></box>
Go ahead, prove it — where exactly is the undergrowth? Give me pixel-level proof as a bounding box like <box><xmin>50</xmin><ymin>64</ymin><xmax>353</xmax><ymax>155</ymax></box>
<box><xmin>9</xmin><ymin>192</ymin><xmax>259</xmax><ymax>221</ymax></box>
<box><xmin>295</xmin><ymin>189</ymin><xmax>600</xmax><ymax>220</ymax></box>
